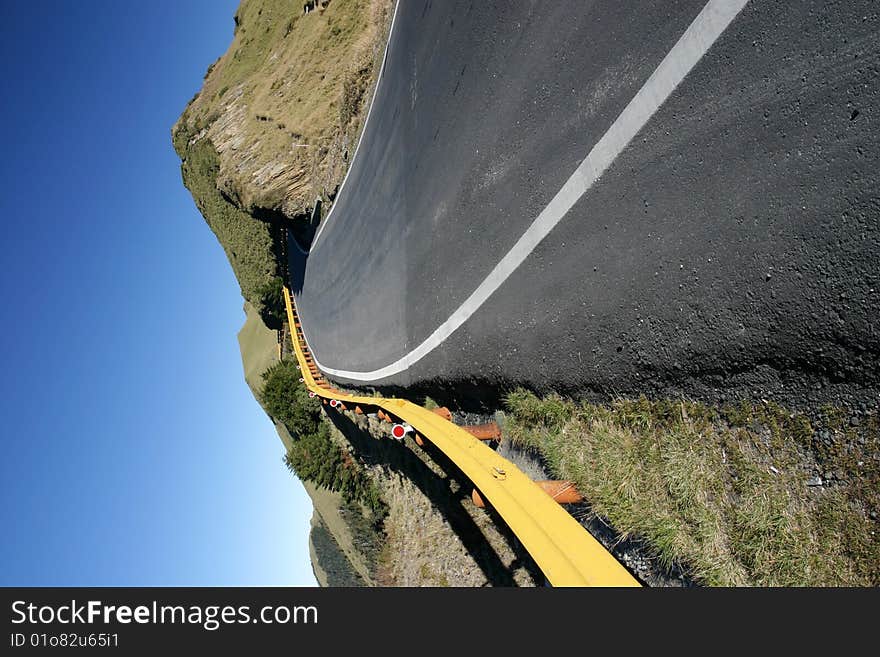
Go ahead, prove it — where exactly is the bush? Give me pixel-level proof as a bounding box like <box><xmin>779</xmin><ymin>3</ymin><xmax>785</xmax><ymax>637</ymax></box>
<box><xmin>285</xmin><ymin>423</ymin><xmax>386</xmax><ymax>516</ymax></box>
<box><xmin>173</xmin><ymin>128</ymin><xmax>279</xmax><ymax>311</ymax></box>
<box><xmin>256</xmin><ymin>276</ymin><xmax>286</xmax><ymax>329</ymax></box>
<box><xmin>260</xmin><ymin>360</ymin><xmax>321</xmax><ymax>437</ymax></box>
<box><xmin>261</xmin><ymin>359</ymin><xmax>387</xmax><ymax>517</ymax></box>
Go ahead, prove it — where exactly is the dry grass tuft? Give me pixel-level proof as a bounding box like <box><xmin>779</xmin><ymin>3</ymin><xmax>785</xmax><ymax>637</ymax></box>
<box><xmin>504</xmin><ymin>390</ymin><xmax>879</xmax><ymax>586</ymax></box>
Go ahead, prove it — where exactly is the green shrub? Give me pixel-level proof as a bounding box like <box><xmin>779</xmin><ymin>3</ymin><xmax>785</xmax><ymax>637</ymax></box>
<box><xmin>256</xmin><ymin>276</ymin><xmax>286</xmax><ymax>329</ymax></box>
<box><xmin>173</xmin><ymin>123</ymin><xmax>279</xmax><ymax>310</ymax></box>
<box><xmin>260</xmin><ymin>360</ymin><xmax>321</xmax><ymax>437</ymax></box>
<box><xmin>261</xmin><ymin>359</ymin><xmax>387</xmax><ymax>517</ymax></box>
<box><xmin>285</xmin><ymin>423</ymin><xmax>386</xmax><ymax>517</ymax></box>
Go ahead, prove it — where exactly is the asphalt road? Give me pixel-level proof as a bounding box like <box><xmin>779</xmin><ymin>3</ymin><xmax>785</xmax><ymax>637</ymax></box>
<box><xmin>291</xmin><ymin>0</ymin><xmax>880</xmax><ymax>409</ymax></box>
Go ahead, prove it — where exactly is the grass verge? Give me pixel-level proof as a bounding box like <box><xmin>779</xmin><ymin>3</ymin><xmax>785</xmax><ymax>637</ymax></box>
<box><xmin>504</xmin><ymin>390</ymin><xmax>879</xmax><ymax>586</ymax></box>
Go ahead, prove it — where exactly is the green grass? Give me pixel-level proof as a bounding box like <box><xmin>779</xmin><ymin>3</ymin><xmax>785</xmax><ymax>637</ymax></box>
<box><xmin>174</xmin><ymin>129</ymin><xmax>280</xmax><ymax>310</ymax></box>
<box><xmin>237</xmin><ymin>300</ymin><xmax>280</xmax><ymax>401</ymax></box>
<box><xmin>504</xmin><ymin>390</ymin><xmax>879</xmax><ymax>586</ymax></box>
<box><xmin>308</xmin><ymin>512</ymin><xmax>367</xmax><ymax>587</ymax></box>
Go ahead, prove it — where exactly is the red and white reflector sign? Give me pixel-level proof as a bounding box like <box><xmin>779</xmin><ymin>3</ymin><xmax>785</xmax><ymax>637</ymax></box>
<box><xmin>391</xmin><ymin>424</ymin><xmax>412</xmax><ymax>440</ymax></box>
<box><xmin>298</xmin><ymin>378</ymin><xmax>304</xmax><ymax>383</ymax></box>
<box><xmin>308</xmin><ymin>391</ymin><xmax>316</xmax><ymax>398</ymax></box>
<box><xmin>329</xmin><ymin>399</ymin><xmax>339</xmax><ymax>408</ymax></box>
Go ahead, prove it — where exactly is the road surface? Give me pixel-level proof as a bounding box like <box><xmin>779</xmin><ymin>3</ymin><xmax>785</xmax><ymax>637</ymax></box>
<box><xmin>290</xmin><ymin>0</ymin><xmax>880</xmax><ymax>409</ymax></box>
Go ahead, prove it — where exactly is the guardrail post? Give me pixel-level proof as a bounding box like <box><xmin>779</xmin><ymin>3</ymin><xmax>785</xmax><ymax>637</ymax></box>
<box><xmin>431</xmin><ymin>407</ymin><xmax>453</xmax><ymax>421</ymax></box>
<box><xmin>537</xmin><ymin>481</ymin><xmax>583</xmax><ymax>504</ymax></box>
<box><xmin>461</xmin><ymin>422</ymin><xmax>502</xmax><ymax>441</ymax></box>
<box><xmin>282</xmin><ymin>284</ymin><xmax>639</xmax><ymax>586</ymax></box>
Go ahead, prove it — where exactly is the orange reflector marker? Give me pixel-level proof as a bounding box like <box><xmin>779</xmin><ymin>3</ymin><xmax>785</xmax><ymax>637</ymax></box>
<box><xmin>462</xmin><ymin>422</ymin><xmax>502</xmax><ymax>441</ymax></box>
<box><xmin>472</xmin><ymin>489</ymin><xmax>486</xmax><ymax>508</ymax></box>
<box><xmin>537</xmin><ymin>481</ymin><xmax>583</xmax><ymax>504</ymax></box>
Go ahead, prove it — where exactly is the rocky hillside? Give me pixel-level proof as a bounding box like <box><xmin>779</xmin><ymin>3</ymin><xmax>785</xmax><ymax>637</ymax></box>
<box><xmin>175</xmin><ymin>0</ymin><xmax>545</xmax><ymax>587</ymax></box>
<box><xmin>173</xmin><ymin>0</ymin><xmax>392</xmax><ymax>312</ymax></box>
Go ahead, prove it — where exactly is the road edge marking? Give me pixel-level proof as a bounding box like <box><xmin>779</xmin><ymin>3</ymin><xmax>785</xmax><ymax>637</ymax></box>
<box><xmin>305</xmin><ymin>0</ymin><xmax>750</xmax><ymax>381</ymax></box>
<box><xmin>309</xmin><ymin>0</ymin><xmax>403</xmax><ymax>251</ymax></box>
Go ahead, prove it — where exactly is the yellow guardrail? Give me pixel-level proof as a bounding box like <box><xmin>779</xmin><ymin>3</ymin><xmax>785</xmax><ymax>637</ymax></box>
<box><xmin>283</xmin><ymin>286</ymin><xmax>640</xmax><ymax>587</ymax></box>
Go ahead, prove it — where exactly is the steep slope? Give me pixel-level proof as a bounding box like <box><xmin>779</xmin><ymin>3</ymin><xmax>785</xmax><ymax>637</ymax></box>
<box><xmin>175</xmin><ymin>0</ymin><xmax>541</xmax><ymax>588</ymax></box>
<box><xmin>175</xmin><ymin>0</ymin><xmax>397</xmax><ymax>586</ymax></box>
<box><xmin>179</xmin><ymin>1</ymin><xmax>878</xmax><ymax>586</ymax></box>
<box><xmin>173</xmin><ymin>0</ymin><xmax>392</xmax><ymax>313</ymax></box>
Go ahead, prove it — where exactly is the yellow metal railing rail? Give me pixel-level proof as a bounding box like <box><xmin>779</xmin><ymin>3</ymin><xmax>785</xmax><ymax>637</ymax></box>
<box><xmin>283</xmin><ymin>287</ymin><xmax>640</xmax><ymax>587</ymax></box>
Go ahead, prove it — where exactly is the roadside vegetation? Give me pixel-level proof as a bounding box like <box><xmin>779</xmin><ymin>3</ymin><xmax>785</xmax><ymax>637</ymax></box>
<box><xmin>173</xmin><ymin>0</ymin><xmax>392</xmax><ymax>318</ymax></box>
<box><xmin>174</xmin><ymin>131</ymin><xmax>281</xmax><ymax>312</ymax></box>
<box><xmin>309</xmin><ymin>517</ymin><xmax>367</xmax><ymax>586</ymax></box>
<box><xmin>173</xmin><ymin>0</ymin><xmax>393</xmax><ymax>216</ymax></box>
<box><xmin>173</xmin><ymin>0</ymin><xmax>407</xmax><ymax>585</ymax></box>
<box><xmin>177</xmin><ymin>1</ymin><xmax>878</xmax><ymax>588</ymax></box>
<box><xmin>504</xmin><ymin>390</ymin><xmax>879</xmax><ymax>586</ymax></box>
<box><xmin>256</xmin><ymin>276</ymin><xmax>286</xmax><ymax>329</ymax></box>
<box><xmin>261</xmin><ymin>360</ymin><xmax>386</xmax><ymax>517</ymax></box>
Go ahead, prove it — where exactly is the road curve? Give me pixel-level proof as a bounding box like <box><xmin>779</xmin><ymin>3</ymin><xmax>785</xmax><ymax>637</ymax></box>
<box><xmin>291</xmin><ymin>0</ymin><xmax>880</xmax><ymax>407</ymax></box>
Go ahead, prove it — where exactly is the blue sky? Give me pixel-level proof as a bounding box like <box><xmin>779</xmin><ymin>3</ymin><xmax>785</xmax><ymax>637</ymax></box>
<box><xmin>0</xmin><ymin>1</ymin><xmax>317</xmax><ymax>586</ymax></box>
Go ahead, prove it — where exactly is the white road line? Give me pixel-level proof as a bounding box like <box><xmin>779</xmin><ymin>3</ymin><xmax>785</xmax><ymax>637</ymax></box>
<box><xmin>309</xmin><ymin>0</ymin><xmax>403</xmax><ymax>251</ymax></box>
<box><xmin>305</xmin><ymin>0</ymin><xmax>750</xmax><ymax>382</ymax></box>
